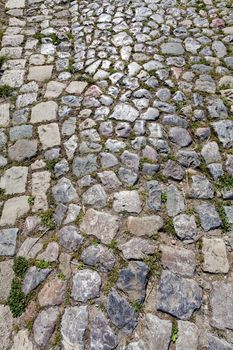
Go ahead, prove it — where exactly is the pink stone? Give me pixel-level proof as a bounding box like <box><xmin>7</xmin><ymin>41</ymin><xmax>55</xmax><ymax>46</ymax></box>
<box><xmin>211</xmin><ymin>18</ymin><xmax>225</xmax><ymax>28</ymax></box>
<box><xmin>84</xmin><ymin>85</ymin><xmax>102</xmax><ymax>98</ymax></box>
<box><xmin>171</xmin><ymin>67</ymin><xmax>183</xmax><ymax>80</ymax></box>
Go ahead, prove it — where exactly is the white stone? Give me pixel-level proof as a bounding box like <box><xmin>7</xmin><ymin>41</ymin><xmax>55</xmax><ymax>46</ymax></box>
<box><xmin>38</xmin><ymin>123</ymin><xmax>61</xmax><ymax>150</ymax></box>
<box><xmin>11</xmin><ymin>330</ymin><xmax>34</xmax><ymax>350</ymax></box>
<box><xmin>32</xmin><ymin>171</ymin><xmax>51</xmax><ymax>212</ymax></box>
<box><xmin>44</xmin><ymin>81</ymin><xmax>65</xmax><ymax>98</ymax></box>
<box><xmin>0</xmin><ymin>305</ymin><xmax>13</xmax><ymax>350</ymax></box>
<box><xmin>113</xmin><ymin>191</ymin><xmax>142</xmax><ymax>213</ymax></box>
<box><xmin>0</xmin><ymin>103</ymin><xmax>10</xmax><ymax>127</ymax></box>
<box><xmin>28</xmin><ymin>65</ymin><xmax>53</xmax><ymax>81</ymax></box>
<box><xmin>0</xmin><ymin>196</ymin><xmax>30</xmax><ymax>226</ymax></box>
<box><xmin>65</xmin><ymin>81</ymin><xmax>87</xmax><ymax>95</ymax></box>
<box><xmin>6</xmin><ymin>0</ymin><xmax>25</xmax><ymax>8</ymax></box>
<box><xmin>0</xmin><ymin>70</ymin><xmax>24</xmax><ymax>88</ymax></box>
<box><xmin>0</xmin><ymin>166</ymin><xmax>28</xmax><ymax>194</ymax></box>
<box><xmin>31</xmin><ymin>101</ymin><xmax>58</xmax><ymax>123</ymax></box>
<box><xmin>202</xmin><ymin>238</ymin><xmax>229</xmax><ymax>273</ymax></box>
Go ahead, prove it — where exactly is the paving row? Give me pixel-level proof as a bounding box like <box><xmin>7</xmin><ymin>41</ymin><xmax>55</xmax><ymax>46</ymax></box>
<box><xmin>0</xmin><ymin>0</ymin><xmax>233</xmax><ymax>349</ymax></box>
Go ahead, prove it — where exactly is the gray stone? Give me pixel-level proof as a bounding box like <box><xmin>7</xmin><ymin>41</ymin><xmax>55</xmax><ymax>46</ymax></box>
<box><xmin>58</xmin><ymin>225</ymin><xmax>83</xmax><ymax>251</ymax></box>
<box><xmin>38</xmin><ymin>277</ymin><xmax>66</xmax><ymax>307</ymax></box>
<box><xmin>207</xmin><ymin>333</ymin><xmax>233</xmax><ymax>350</ymax></box>
<box><xmin>61</xmin><ymin>306</ymin><xmax>88</xmax><ymax>350</ymax></box>
<box><xmin>38</xmin><ymin>123</ymin><xmax>61</xmax><ymax>150</ymax></box>
<box><xmin>72</xmin><ymin>154</ymin><xmax>97</xmax><ymax>177</ymax></box>
<box><xmin>195</xmin><ymin>75</ymin><xmax>216</xmax><ymax>94</ymax></box>
<box><xmin>157</xmin><ymin>270</ymin><xmax>202</xmax><ymax>320</ymax></box>
<box><xmin>0</xmin><ymin>166</ymin><xmax>28</xmax><ymax>194</ymax></box>
<box><xmin>176</xmin><ymin>321</ymin><xmax>199</xmax><ymax>350</ymax></box>
<box><xmin>161</xmin><ymin>245</ymin><xmax>196</xmax><ymax>277</ymax></box>
<box><xmin>0</xmin><ymin>228</ymin><xmax>18</xmax><ymax>256</ymax></box>
<box><xmin>28</xmin><ymin>65</ymin><xmax>53</xmax><ymax>82</ymax></box>
<box><xmin>166</xmin><ymin>184</ymin><xmax>185</xmax><ymax>217</ymax></box>
<box><xmin>177</xmin><ymin>150</ymin><xmax>200</xmax><ymax>168</ymax></box>
<box><xmin>81</xmin><ymin>244</ymin><xmax>115</xmax><ymax>272</ymax></box>
<box><xmin>201</xmin><ymin>142</ymin><xmax>221</xmax><ymax>164</ymax></box>
<box><xmin>80</xmin><ymin>208</ymin><xmax>119</xmax><ymax>244</ymax></box>
<box><xmin>105</xmin><ymin>288</ymin><xmax>137</xmax><ymax>334</ymax></box>
<box><xmin>208</xmin><ymin>163</ymin><xmax>224</xmax><ymax>180</ymax></box>
<box><xmin>169</xmin><ymin>127</ymin><xmax>192</xmax><ymax>147</ymax></box>
<box><xmin>210</xmin><ymin>281</ymin><xmax>233</xmax><ymax>330</ymax></box>
<box><xmin>82</xmin><ymin>184</ymin><xmax>107</xmax><ymax>208</ymax></box>
<box><xmin>11</xmin><ymin>330</ymin><xmax>34</xmax><ymax>350</ymax></box>
<box><xmin>31</xmin><ymin>101</ymin><xmax>58</xmax><ymax>124</ymax></box>
<box><xmin>52</xmin><ymin>177</ymin><xmax>78</xmax><ymax>204</ymax></box>
<box><xmin>202</xmin><ymin>238</ymin><xmax>229</xmax><ymax>273</ymax></box>
<box><xmin>9</xmin><ymin>125</ymin><xmax>33</xmax><ymax>141</ymax></box>
<box><xmin>22</xmin><ymin>266</ymin><xmax>51</xmax><ymax>295</ymax></box>
<box><xmin>212</xmin><ymin>120</ymin><xmax>233</xmax><ymax>148</ymax></box>
<box><xmin>0</xmin><ymin>260</ymin><xmax>14</xmax><ymax>302</ymax></box>
<box><xmin>195</xmin><ymin>204</ymin><xmax>221</xmax><ymax>231</ymax></box>
<box><xmin>173</xmin><ymin>214</ymin><xmax>197</xmax><ymax>242</ymax></box>
<box><xmin>189</xmin><ymin>175</ymin><xmax>214</xmax><ymax>199</ymax></box>
<box><xmin>119</xmin><ymin>237</ymin><xmax>156</xmax><ymax>260</ymax></box>
<box><xmin>112</xmin><ymin>32</ymin><xmax>133</xmax><ymax>47</ymax></box>
<box><xmin>8</xmin><ymin>139</ymin><xmax>38</xmax><ymax>161</ymax></box>
<box><xmin>163</xmin><ymin>160</ymin><xmax>185</xmax><ymax>181</ymax></box>
<box><xmin>17</xmin><ymin>237</ymin><xmax>43</xmax><ymax>259</ymax></box>
<box><xmin>118</xmin><ymin>167</ymin><xmax>138</xmax><ymax>186</ymax></box>
<box><xmin>33</xmin><ymin>307</ymin><xmax>59</xmax><ymax>347</ymax></box>
<box><xmin>98</xmin><ymin>171</ymin><xmax>121</xmax><ymax>190</ymax></box>
<box><xmin>100</xmin><ymin>152</ymin><xmax>118</xmax><ymax>168</ymax></box>
<box><xmin>0</xmin><ymin>69</ymin><xmax>24</xmax><ymax>88</ymax></box>
<box><xmin>0</xmin><ymin>196</ymin><xmax>29</xmax><ymax>226</ymax></box>
<box><xmin>110</xmin><ymin>103</ymin><xmax>139</xmax><ymax>122</ymax></box>
<box><xmin>161</xmin><ymin>42</ymin><xmax>184</xmax><ymax>55</ymax></box>
<box><xmin>72</xmin><ymin>269</ymin><xmax>101</xmax><ymax>302</ymax></box>
<box><xmin>113</xmin><ymin>191</ymin><xmax>142</xmax><ymax>213</ymax></box>
<box><xmin>117</xmin><ymin>261</ymin><xmax>148</xmax><ymax>303</ymax></box>
<box><xmin>0</xmin><ymin>305</ymin><xmax>13</xmax><ymax>350</ymax></box>
<box><xmin>37</xmin><ymin>242</ymin><xmax>59</xmax><ymax>262</ymax></box>
<box><xmin>146</xmin><ymin>181</ymin><xmax>162</xmax><ymax>211</ymax></box>
<box><xmin>224</xmin><ymin>206</ymin><xmax>233</xmax><ymax>224</ymax></box>
<box><xmin>127</xmin><ymin>215</ymin><xmax>163</xmax><ymax>237</ymax></box>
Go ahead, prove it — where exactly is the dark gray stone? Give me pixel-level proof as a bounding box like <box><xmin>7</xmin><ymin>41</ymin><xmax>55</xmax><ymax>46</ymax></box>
<box><xmin>22</xmin><ymin>266</ymin><xmax>52</xmax><ymax>295</ymax></box>
<box><xmin>33</xmin><ymin>307</ymin><xmax>59</xmax><ymax>347</ymax></box>
<box><xmin>163</xmin><ymin>160</ymin><xmax>185</xmax><ymax>181</ymax></box>
<box><xmin>52</xmin><ymin>177</ymin><xmax>78</xmax><ymax>204</ymax></box>
<box><xmin>146</xmin><ymin>180</ymin><xmax>162</xmax><ymax>211</ymax></box>
<box><xmin>195</xmin><ymin>204</ymin><xmax>221</xmax><ymax>231</ymax></box>
<box><xmin>177</xmin><ymin>150</ymin><xmax>200</xmax><ymax>168</ymax></box>
<box><xmin>0</xmin><ymin>228</ymin><xmax>18</xmax><ymax>256</ymax></box>
<box><xmin>210</xmin><ymin>281</ymin><xmax>233</xmax><ymax>330</ymax></box>
<box><xmin>72</xmin><ymin>154</ymin><xmax>97</xmax><ymax>177</ymax></box>
<box><xmin>81</xmin><ymin>244</ymin><xmax>115</xmax><ymax>272</ymax></box>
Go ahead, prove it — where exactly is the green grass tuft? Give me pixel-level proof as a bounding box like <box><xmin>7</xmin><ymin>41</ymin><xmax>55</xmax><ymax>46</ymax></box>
<box><xmin>7</xmin><ymin>277</ymin><xmax>27</xmax><ymax>317</ymax></box>
<box><xmin>13</xmin><ymin>256</ymin><xmax>29</xmax><ymax>278</ymax></box>
<box><xmin>0</xmin><ymin>85</ymin><xmax>14</xmax><ymax>97</ymax></box>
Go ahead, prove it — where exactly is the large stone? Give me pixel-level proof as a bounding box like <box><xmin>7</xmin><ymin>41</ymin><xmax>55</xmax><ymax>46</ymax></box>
<box><xmin>202</xmin><ymin>238</ymin><xmax>229</xmax><ymax>273</ymax></box>
<box><xmin>166</xmin><ymin>184</ymin><xmax>185</xmax><ymax>217</ymax></box>
<box><xmin>45</xmin><ymin>81</ymin><xmax>65</xmax><ymax>98</ymax></box>
<box><xmin>0</xmin><ymin>305</ymin><xmax>13</xmax><ymax>350</ymax></box>
<box><xmin>28</xmin><ymin>65</ymin><xmax>53</xmax><ymax>81</ymax></box>
<box><xmin>38</xmin><ymin>277</ymin><xmax>66</xmax><ymax>307</ymax></box>
<box><xmin>110</xmin><ymin>103</ymin><xmax>139</xmax><ymax>122</ymax></box>
<box><xmin>117</xmin><ymin>261</ymin><xmax>148</xmax><ymax>303</ymax></box>
<box><xmin>176</xmin><ymin>321</ymin><xmax>199</xmax><ymax>350</ymax></box>
<box><xmin>195</xmin><ymin>75</ymin><xmax>216</xmax><ymax>94</ymax></box>
<box><xmin>81</xmin><ymin>244</ymin><xmax>115</xmax><ymax>272</ymax></box>
<box><xmin>52</xmin><ymin>177</ymin><xmax>78</xmax><ymax>204</ymax></box>
<box><xmin>80</xmin><ymin>208</ymin><xmax>120</xmax><ymax>244</ymax></box>
<box><xmin>112</xmin><ymin>32</ymin><xmax>133</xmax><ymax>47</ymax></box>
<box><xmin>8</xmin><ymin>139</ymin><xmax>38</xmax><ymax>161</ymax></box>
<box><xmin>0</xmin><ymin>196</ymin><xmax>29</xmax><ymax>226</ymax></box>
<box><xmin>31</xmin><ymin>101</ymin><xmax>58</xmax><ymax>123</ymax></box>
<box><xmin>89</xmin><ymin>307</ymin><xmax>118</xmax><ymax>350</ymax></box>
<box><xmin>161</xmin><ymin>245</ymin><xmax>196</xmax><ymax>277</ymax></box>
<box><xmin>58</xmin><ymin>225</ymin><xmax>83</xmax><ymax>251</ymax></box>
<box><xmin>0</xmin><ymin>228</ymin><xmax>18</xmax><ymax>256</ymax></box>
<box><xmin>169</xmin><ymin>127</ymin><xmax>192</xmax><ymax>147</ymax></box>
<box><xmin>207</xmin><ymin>333</ymin><xmax>233</xmax><ymax>350</ymax></box>
<box><xmin>105</xmin><ymin>288</ymin><xmax>137</xmax><ymax>334</ymax></box>
<box><xmin>11</xmin><ymin>330</ymin><xmax>34</xmax><ymax>350</ymax></box>
<box><xmin>161</xmin><ymin>42</ymin><xmax>184</xmax><ymax>55</ymax></box>
<box><xmin>72</xmin><ymin>154</ymin><xmax>98</xmax><ymax>177</ymax></box>
<box><xmin>61</xmin><ymin>306</ymin><xmax>88</xmax><ymax>350</ymax></box>
<box><xmin>6</xmin><ymin>0</ymin><xmax>25</xmax><ymax>8</ymax></box>
<box><xmin>119</xmin><ymin>237</ymin><xmax>156</xmax><ymax>260</ymax></box>
<box><xmin>0</xmin><ymin>260</ymin><xmax>14</xmax><ymax>302</ymax></box>
<box><xmin>38</xmin><ymin>123</ymin><xmax>61</xmax><ymax>150</ymax></box>
<box><xmin>157</xmin><ymin>270</ymin><xmax>202</xmax><ymax>320</ymax></box>
<box><xmin>82</xmin><ymin>184</ymin><xmax>107</xmax><ymax>208</ymax></box>
<box><xmin>72</xmin><ymin>269</ymin><xmax>101</xmax><ymax>302</ymax></box>
<box><xmin>173</xmin><ymin>214</ymin><xmax>197</xmax><ymax>242</ymax></box>
<box><xmin>33</xmin><ymin>307</ymin><xmax>59</xmax><ymax>347</ymax></box>
<box><xmin>210</xmin><ymin>281</ymin><xmax>233</xmax><ymax>330</ymax></box>
<box><xmin>0</xmin><ymin>166</ymin><xmax>28</xmax><ymax>194</ymax></box>
<box><xmin>212</xmin><ymin>120</ymin><xmax>233</xmax><ymax>148</ymax></box>
<box><xmin>113</xmin><ymin>191</ymin><xmax>142</xmax><ymax>213</ymax></box>
<box><xmin>127</xmin><ymin>215</ymin><xmax>163</xmax><ymax>236</ymax></box>
<box><xmin>37</xmin><ymin>242</ymin><xmax>59</xmax><ymax>262</ymax></box>
<box><xmin>195</xmin><ymin>204</ymin><xmax>221</xmax><ymax>231</ymax></box>
<box><xmin>17</xmin><ymin>237</ymin><xmax>43</xmax><ymax>259</ymax></box>
<box><xmin>0</xmin><ymin>70</ymin><xmax>24</xmax><ymax>88</ymax></box>
<box><xmin>22</xmin><ymin>266</ymin><xmax>52</xmax><ymax>295</ymax></box>
<box><xmin>201</xmin><ymin>141</ymin><xmax>221</xmax><ymax>164</ymax></box>
<box><xmin>189</xmin><ymin>175</ymin><xmax>214</xmax><ymax>199</ymax></box>
<box><xmin>163</xmin><ymin>160</ymin><xmax>185</xmax><ymax>181</ymax></box>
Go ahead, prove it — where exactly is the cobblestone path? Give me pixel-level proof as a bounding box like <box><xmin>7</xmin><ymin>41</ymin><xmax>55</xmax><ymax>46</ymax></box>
<box><xmin>0</xmin><ymin>0</ymin><xmax>233</xmax><ymax>349</ymax></box>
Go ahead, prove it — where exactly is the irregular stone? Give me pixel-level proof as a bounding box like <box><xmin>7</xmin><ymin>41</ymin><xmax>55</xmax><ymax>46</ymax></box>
<box><xmin>169</xmin><ymin>127</ymin><xmax>192</xmax><ymax>147</ymax></box>
<box><xmin>66</xmin><ymin>81</ymin><xmax>87</xmax><ymax>95</ymax></box>
<box><xmin>105</xmin><ymin>288</ymin><xmax>137</xmax><ymax>334</ymax></box>
<box><xmin>127</xmin><ymin>215</ymin><xmax>163</xmax><ymax>237</ymax></box>
<box><xmin>173</xmin><ymin>214</ymin><xmax>197</xmax><ymax>242</ymax></box>
<box><xmin>202</xmin><ymin>238</ymin><xmax>229</xmax><ymax>273</ymax></box>
<box><xmin>8</xmin><ymin>139</ymin><xmax>38</xmax><ymax>161</ymax></box>
<box><xmin>11</xmin><ymin>330</ymin><xmax>34</xmax><ymax>350</ymax></box>
<box><xmin>157</xmin><ymin>270</ymin><xmax>202</xmax><ymax>320</ymax></box>
<box><xmin>72</xmin><ymin>154</ymin><xmax>97</xmax><ymax>177</ymax></box>
<box><xmin>0</xmin><ymin>69</ymin><xmax>24</xmax><ymax>88</ymax></box>
<box><xmin>0</xmin><ymin>166</ymin><xmax>28</xmax><ymax>194</ymax></box>
<box><xmin>31</xmin><ymin>101</ymin><xmax>58</xmax><ymax>123</ymax></box>
<box><xmin>58</xmin><ymin>225</ymin><xmax>83</xmax><ymax>251</ymax></box>
<box><xmin>0</xmin><ymin>103</ymin><xmax>9</xmax><ymax>127</ymax></box>
<box><xmin>201</xmin><ymin>141</ymin><xmax>221</xmax><ymax>164</ymax></box>
<box><xmin>207</xmin><ymin>333</ymin><xmax>233</xmax><ymax>350</ymax></box>
<box><xmin>33</xmin><ymin>307</ymin><xmax>59</xmax><ymax>347</ymax></box>
<box><xmin>17</xmin><ymin>237</ymin><xmax>43</xmax><ymax>259</ymax></box>
<box><xmin>189</xmin><ymin>175</ymin><xmax>214</xmax><ymax>199</ymax></box>
<box><xmin>9</xmin><ymin>125</ymin><xmax>33</xmax><ymax>141</ymax></box>
<box><xmin>81</xmin><ymin>244</ymin><xmax>115</xmax><ymax>272</ymax></box>
<box><xmin>163</xmin><ymin>160</ymin><xmax>185</xmax><ymax>181</ymax></box>
<box><xmin>195</xmin><ymin>204</ymin><xmax>221</xmax><ymax>231</ymax></box>
<box><xmin>176</xmin><ymin>321</ymin><xmax>199</xmax><ymax>350</ymax></box>
<box><xmin>0</xmin><ymin>196</ymin><xmax>29</xmax><ymax>226</ymax></box>
<box><xmin>166</xmin><ymin>184</ymin><xmax>185</xmax><ymax>217</ymax></box>
<box><xmin>28</xmin><ymin>65</ymin><xmax>53</xmax><ymax>82</ymax></box>
<box><xmin>110</xmin><ymin>103</ymin><xmax>139</xmax><ymax>122</ymax></box>
<box><xmin>98</xmin><ymin>171</ymin><xmax>121</xmax><ymax>190</ymax></box>
<box><xmin>210</xmin><ymin>281</ymin><xmax>233</xmax><ymax>330</ymax></box>
<box><xmin>82</xmin><ymin>184</ymin><xmax>107</xmax><ymax>208</ymax></box>
<box><xmin>112</xmin><ymin>32</ymin><xmax>133</xmax><ymax>47</ymax></box>
<box><xmin>161</xmin><ymin>245</ymin><xmax>196</xmax><ymax>277</ymax></box>
<box><xmin>37</xmin><ymin>242</ymin><xmax>59</xmax><ymax>262</ymax></box>
<box><xmin>38</xmin><ymin>277</ymin><xmax>66</xmax><ymax>307</ymax></box>
<box><xmin>195</xmin><ymin>75</ymin><xmax>216</xmax><ymax>94</ymax></box>
<box><xmin>80</xmin><ymin>208</ymin><xmax>119</xmax><ymax>244</ymax></box>
<box><xmin>0</xmin><ymin>260</ymin><xmax>14</xmax><ymax>302</ymax></box>
<box><xmin>212</xmin><ymin>120</ymin><xmax>233</xmax><ymax>148</ymax></box>
<box><xmin>52</xmin><ymin>177</ymin><xmax>78</xmax><ymax>204</ymax></box>
<box><xmin>119</xmin><ymin>237</ymin><xmax>156</xmax><ymax>260</ymax></box>
<box><xmin>113</xmin><ymin>191</ymin><xmax>142</xmax><ymax>213</ymax></box>
<box><xmin>161</xmin><ymin>42</ymin><xmax>184</xmax><ymax>55</ymax></box>
<box><xmin>0</xmin><ymin>305</ymin><xmax>13</xmax><ymax>350</ymax></box>
<box><xmin>44</xmin><ymin>81</ymin><xmax>65</xmax><ymax>98</ymax></box>
<box><xmin>72</xmin><ymin>269</ymin><xmax>101</xmax><ymax>302</ymax></box>
<box><xmin>61</xmin><ymin>306</ymin><xmax>88</xmax><ymax>350</ymax></box>
<box><xmin>22</xmin><ymin>266</ymin><xmax>51</xmax><ymax>295</ymax></box>
<box><xmin>38</xmin><ymin>123</ymin><xmax>61</xmax><ymax>150</ymax></box>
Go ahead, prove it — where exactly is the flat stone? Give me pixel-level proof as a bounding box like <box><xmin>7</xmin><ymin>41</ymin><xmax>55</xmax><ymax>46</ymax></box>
<box><xmin>66</xmin><ymin>81</ymin><xmax>87</xmax><ymax>95</ymax></box>
<box><xmin>8</xmin><ymin>139</ymin><xmax>38</xmax><ymax>161</ymax></box>
<box><xmin>0</xmin><ymin>196</ymin><xmax>29</xmax><ymax>226</ymax></box>
<box><xmin>195</xmin><ymin>75</ymin><xmax>216</xmax><ymax>94</ymax></box>
<box><xmin>80</xmin><ymin>208</ymin><xmax>120</xmax><ymax>244</ymax></box>
<box><xmin>11</xmin><ymin>330</ymin><xmax>34</xmax><ymax>350</ymax></box>
<box><xmin>157</xmin><ymin>270</ymin><xmax>202</xmax><ymax>320</ymax></box>
<box><xmin>161</xmin><ymin>245</ymin><xmax>196</xmax><ymax>277</ymax></box>
<box><xmin>38</xmin><ymin>123</ymin><xmax>61</xmax><ymax>150</ymax></box>
<box><xmin>189</xmin><ymin>175</ymin><xmax>214</xmax><ymax>199</ymax></box>
<box><xmin>82</xmin><ymin>184</ymin><xmax>107</xmax><ymax>208</ymax></box>
<box><xmin>0</xmin><ymin>47</ymin><xmax>22</xmax><ymax>59</ymax></box>
<box><xmin>38</xmin><ymin>277</ymin><xmax>66</xmax><ymax>307</ymax></box>
<box><xmin>119</xmin><ymin>237</ymin><xmax>156</xmax><ymax>260</ymax></box>
<box><xmin>61</xmin><ymin>306</ymin><xmax>88</xmax><ymax>350</ymax></box>
<box><xmin>110</xmin><ymin>103</ymin><xmax>139</xmax><ymax>122</ymax></box>
<box><xmin>105</xmin><ymin>288</ymin><xmax>137</xmax><ymax>334</ymax></box>
<box><xmin>112</xmin><ymin>32</ymin><xmax>133</xmax><ymax>47</ymax></box>
<box><xmin>0</xmin><ymin>166</ymin><xmax>28</xmax><ymax>194</ymax></box>
<box><xmin>72</xmin><ymin>269</ymin><xmax>101</xmax><ymax>302</ymax></box>
<box><xmin>201</xmin><ymin>141</ymin><xmax>221</xmax><ymax>164</ymax></box>
<box><xmin>161</xmin><ymin>42</ymin><xmax>184</xmax><ymax>55</ymax></box>
<box><xmin>98</xmin><ymin>171</ymin><xmax>121</xmax><ymax>189</ymax></box>
<box><xmin>169</xmin><ymin>127</ymin><xmax>192</xmax><ymax>147</ymax></box>
<box><xmin>202</xmin><ymin>238</ymin><xmax>229</xmax><ymax>273</ymax></box>
<box><xmin>17</xmin><ymin>237</ymin><xmax>43</xmax><ymax>259</ymax></box>
<box><xmin>9</xmin><ymin>125</ymin><xmax>33</xmax><ymax>141</ymax></box>
<box><xmin>176</xmin><ymin>321</ymin><xmax>199</xmax><ymax>350</ymax></box>
<box><xmin>177</xmin><ymin>150</ymin><xmax>200</xmax><ymax>168</ymax></box>
<box><xmin>127</xmin><ymin>215</ymin><xmax>163</xmax><ymax>236</ymax></box>
<box><xmin>0</xmin><ymin>69</ymin><xmax>24</xmax><ymax>87</ymax></box>
<box><xmin>113</xmin><ymin>191</ymin><xmax>142</xmax><ymax>213</ymax></box>
<box><xmin>163</xmin><ymin>160</ymin><xmax>185</xmax><ymax>181</ymax></box>
<box><xmin>72</xmin><ymin>154</ymin><xmax>98</xmax><ymax>177</ymax></box>
<box><xmin>52</xmin><ymin>177</ymin><xmax>78</xmax><ymax>204</ymax></box>
<box><xmin>224</xmin><ymin>206</ymin><xmax>233</xmax><ymax>224</ymax></box>
<box><xmin>173</xmin><ymin>214</ymin><xmax>197</xmax><ymax>242</ymax></box>
<box><xmin>207</xmin><ymin>333</ymin><xmax>233</xmax><ymax>350</ymax></box>
<box><xmin>31</xmin><ymin>101</ymin><xmax>58</xmax><ymax>123</ymax></box>
<box><xmin>37</xmin><ymin>242</ymin><xmax>59</xmax><ymax>262</ymax></box>
<box><xmin>210</xmin><ymin>281</ymin><xmax>233</xmax><ymax>330</ymax></box>
<box><xmin>195</xmin><ymin>204</ymin><xmax>221</xmax><ymax>231</ymax></box>
<box><xmin>22</xmin><ymin>266</ymin><xmax>52</xmax><ymax>295</ymax></box>
<box><xmin>0</xmin><ymin>103</ymin><xmax>10</xmax><ymax>127</ymax></box>
<box><xmin>117</xmin><ymin>261</ymin><xmax>148</xmax><ymax>303</ymax></box>
<box><xmin>0</xmin><ymin>260</ymin><xmax>14</xmax><ymax>302</ymax></box>
<box><xmin>212</xmin><ymin>120</ymin><xmax>233</xmax><ymax>148</ymax></box>
<box><xmin>89</xmin><ymin>307</ymin><xmax>118</xmax><ymax>350</ymax></box>
<box><xmin>81</xmin><ymin>244</ymin><xmax>115</xmax><ymax>272</ymax></box>
<box><xmin>0</xmin><ymin>305</ymin><xmax>13</xmax><ymax>350</ymax></box>
<box><xmin>166</xmin><ymin>184</ymin><xmax>185</xmax><ymax>217</ymax></box>
<box><xmin>33</xmin><ymin>307</ymin><xmax>59</xmax><ymax>347</ymax></box>
<box><xmin>6</xmin><ymin>0</ymin><xmax>25</xmax><ymax>8</ymax></box>
<box><xmin>28</xmin><ymin>65</ymin><xmax>53</xmax><ymax>81</ymax></box>
<box><xmin>58</xmin><ymin>225</ymin><xmax>83</xmax><ymax>251</ymax></box>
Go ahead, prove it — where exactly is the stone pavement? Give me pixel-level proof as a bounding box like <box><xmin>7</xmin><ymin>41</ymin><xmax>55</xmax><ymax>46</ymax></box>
<box><xmin>0</xmin><ymin>0</ymin><xmax>233</xmax><ymax>349</ymax></box>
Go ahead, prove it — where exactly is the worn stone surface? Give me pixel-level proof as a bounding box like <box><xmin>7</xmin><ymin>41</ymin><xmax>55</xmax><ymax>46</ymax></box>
<box><xmin>81</xmin><ymin>244</ymin><xmax>115</xmax><ymax>272</ymax></box>
<box><xmin>33</xmin><ymin>307</ymin><xmax>59</xmax><ymax>347</ymax></box>
<box><xmin>127</xmin><ymin>215</ymin><xmax>163</xmax><ymax>237</ymax></box>
<box><xmin>161</xmin><ymin>245</ymin><xmax>196</xmax><ymax>277</ymax></box>
<box><xmin>22</xmin><ymin>266</ymin><xmax>52</xmax><ymax>295</ymax></box>
<box><xmin>38</xmin><ymin>277</ymin><xmax>66</xmax><ymax>307</ymax></box>
<box><xmin>72</xmin><ymin>269</ymin><xmax>101</xmax><ymax>302</ymax></box>
<box><xmin>0</xmin><ymin>305</ymin><xmax>13</xmax><ymax>350</ymax></box>
<box><xmin>176</xmin><ymin>321</ymin><xmax>199</xmax><ymax>350</ymax></box>
<box><xmin>210</xmin><ymin>281</ymin><xmax>233</xmax><ymax>330</ymax></box>
<box><xmin>202</xmin><ymin>238</ymin><xmax>229</xmax><ymax>273</ymax></box>
<box><xmin>0</xmin><ymin>228</ymin><xmax>18</xmax><ymax>256</ymax></box>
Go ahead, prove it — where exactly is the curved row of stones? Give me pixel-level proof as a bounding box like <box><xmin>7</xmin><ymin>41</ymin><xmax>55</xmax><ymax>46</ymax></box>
<box><xmin>0</xmin><ymin>0</ymin><xmax>233</xmax><ymax>349</ymax></box>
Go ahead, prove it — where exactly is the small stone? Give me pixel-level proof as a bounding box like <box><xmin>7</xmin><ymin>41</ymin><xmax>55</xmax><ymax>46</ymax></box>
<box><xmin>72</xmin><ymin>154</ymin><xmax>97</xmax><ymax>177</ymax></box>
<box><xmin>28</xmin><ymin>65</ymin><xmax>53</xmax><ymax>81</ymax></box>
<box><xmin>72</xmin><ymin>269</ymin><xmax>101</xmax><ymax>302</ymax></box>
<box><xmin>161</xmin><ymin>42</ymin><xmax>184</xmax><ymax>55</ymax></box>
<box><xmin>80</xmin><ymin>208</ymin><xmax>119</xmax><ymax>244</ymax></box>
<box><xmin>0</xmin><ymin>260</ymin><xmax>14</xmax><ymax>302</ymax></box>
<box><xmin>127</xmin><ymin>215</ymin><xmax>163</xmax><ymax>237</ymax></box>
<box><xmin>157</xmin><ymin>270</ymin><xmax>202</xmax><ymax>320</ymax></box>
<box><xmin>31</xmin><ymin>101</ymin><xmax>58</xmax><ymax>123</ymax></box>
<box><xmin>161</xmin><ymin>245</ymin><xmax>196</xmax><ymax>277</ymax></box>
<box><xmin>201</xmin><ymin>141</ymin><xmax>221</xmax><ymax>164</ymax></box>
<box><xmin>38</xmin><ymin>277</ymin><xmax>66</xmax><ymax>307</ymax></box>
<box><xmin>195</xmin><ymin>204</ymin><xmax>221</xmax><ymax>231</ymax></box>
<box><xmin>176</xmin><ymin>321</ymin><xmax>199</xmax><ymax>350</ymax></box>
<box><xmin>211</xmin><ymin>120</ymin><xmax>233</xmax><ymax>149</ymax></box>
<box><xmin>0</xmin><ymin>305</ymin><xmax>13</xmax><ymax>350</ymax></box>
<box><xmin>166</xmin><ymin>184</ymin><xmax>185</xmax><ymax>217</ymax></box>
<box><xmin>44</xmin><ymin>81</ymin><xmax>65</xmax><ymax>98</ymax></box>
<box><xmin>163</xmin><ymin>160</ymin><xmax>185</xmax><ymax>181</ymax></box>
<box><xmin>110</xmin><ymin>103</ymin><xmax>139</xmax><ymax>122</ymax></box>
<box><xmin>0</xmin><ymin>103</ymin><xmax>9</xmax><ymax>127</ymax></box>
<box><xmin>0</xmin><ymin>166</ymin><xmax>28</xmax><ymax>194</ymax></box>
<box><xmin>8</xmin><ymin>139</ymin><xmax>38</xmax><ymax>161</ymax></box>
<box><xmin>189</xmin><ymin>175</ymin><xmax>214</xmax><ymax>199</ymax></box>
<box><xmin>202</xmin><ymin>238</ymin><xmax>229</xmax><ymax>273</ymax></box>
<box><xmin>105</xmin><ymin>288</ymin><xmax>137</xmax><ymax>334</ymax></box>
<box><xmin>17</xmin><ymin>238</ymin><xmax>43</xmax><ymax>259</ymax></box>
<box><xmin>52</xmin><ymin>177</ymin><xmax>78</xmax><ymax>204</ymax></box>
<box><xmin>0</xmin><ymin>196</ymin><xmax>29</xmax><ymax>226</ymax></box>
<box><xmin>61</xmin><ymin>306</ymin><xmax>88</xmax><ymax>350</ymax></box>
<box><xmin>58</xmin><ymin>225</ymin><xmax>83</xmax><ymax>251</ymax></box>
<box><xmin>113</xmin><ymin>191</ymin><xmax>142</xmax><ymax>213</ymax></box>
<box><xmin>33</xmin><ymin>307</ymin><xmax>59</xmax><ymax>347</ymax></box>
<box><xmin>173</xmin><ymin>214</ymin><xmax>197</xmax><ymax>242</ymax></box>
<box><xmin>82</xmin><ymin>184</ymin><xmax>107</xmax><ymax>209</ymax></box>
<box><xmin>66</xmin><ymin>81</ymin><xmax>87</xmax><ymax>95</ymax></box>
<box><xmin>23</xmin><ymin>266</ymin><xmax>51</xmax><ymax>295</ymax></box>
<box><xmin>81</xmin><ymin>244</ymin><xmax>115</xmax><ymax>272</ymax></box>
<box><xmin>38</xmin><ymin>123</ymin><xmax>61</xmax><ymax>150</ymax></box>
<box><xmin>210</xmin><ymin>281</ymin><xmax>233</xmax><ymax>330</ymax></box>
<box><xmin>0</xmin><ymin>69</ymin><xmax>24</xmax><ymax>88</ymax></box>
<box><xmin>169</xmin><ymin>127</ymin><xmax>192</xmax><ymax>147</ymax></box>
<box><xmin>119</xmin><ymin>237</ymin><xmax>156</xmax><ymax>260</ymax></box>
